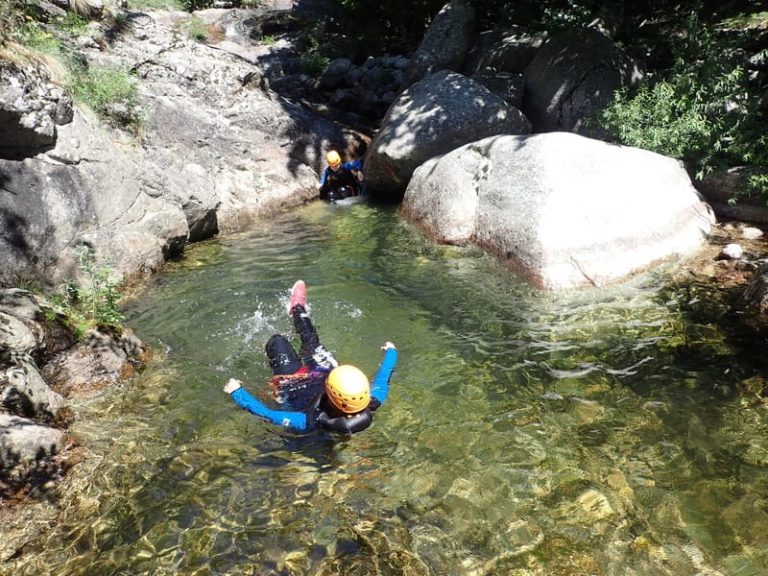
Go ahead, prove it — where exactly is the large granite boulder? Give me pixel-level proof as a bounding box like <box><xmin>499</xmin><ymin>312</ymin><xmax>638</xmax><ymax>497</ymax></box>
<box><xmin>523</xmin><ymin>27</ymin><xmax>642</xmax><ymax>139</ymax></box>
<box><xmin>364</xmin><ymin>70</ymin><xmax>531</xmax><ymax>198</ymax></box>
<box><xmin>463</xmin><ymin>26</ymin><xmax>545</xmax><ymax>75</ymax></box>
<box><xmin>402</xmin><ymin>0</ymin><xmax>476</xmax><ymax>87</ymax></box>
<box><xmin>402</xmin><ymin>132</ymin><xmax>715</xmax><ymax>289</ymax></box>
<box><xmin>695</xmin><ymin>166</ymin><xmax>768</xmax><ymax>225</ymax></box>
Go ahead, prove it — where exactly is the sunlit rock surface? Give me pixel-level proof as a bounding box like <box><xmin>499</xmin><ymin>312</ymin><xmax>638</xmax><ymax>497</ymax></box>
<box><xmin>364</xmin><ymin>70</ymin><xmax>531</xmax><ymax>198</ymax></box>
<box><xmin>402</xmin><ymin>132</ymin><xmax>715</xmax><ymax>289</ymax></box>
<box><xmin>0</xmin><ymin>10</ymin><xmax>354</xmax><ymax>287</ymax></box>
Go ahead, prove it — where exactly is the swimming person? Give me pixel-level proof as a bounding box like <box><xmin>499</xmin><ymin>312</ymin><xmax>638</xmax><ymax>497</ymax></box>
<box><xmin>318</xmin><ymin>150</ymin><xmax>364</xmax><ymax>202</ymax></box>
<box><xmin>223</xmin><ymin>280</ymin><xmax>398</xmax><ymax>434</ymax></box>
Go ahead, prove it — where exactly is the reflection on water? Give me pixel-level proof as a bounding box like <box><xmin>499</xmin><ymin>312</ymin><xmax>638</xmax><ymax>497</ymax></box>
<box><xmin>11</xmin><ymin>202</ymin><xmax>768</xmax><ymax>575</ymax></box>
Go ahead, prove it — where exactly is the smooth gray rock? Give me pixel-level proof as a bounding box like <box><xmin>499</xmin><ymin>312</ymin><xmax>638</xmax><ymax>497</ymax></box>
<box><xmin>0</xmin><ymin>313</ymin><xmax>40</xmax><ymax>356</ymax></box>
<box><xmin>402</xmin><ymin>132</ymin><xmax>715</xmax><ymax>289</ymax></box>
<box><xmin>745</xmin><ymin>262</ymin><xmax>768</xmax><ymax>313</ymax></box>
<box><xmin>463</xmin><ymin>26</ymin><xmax>545</xmax><ymax>75</ymax></box>
<box><xmin>523</xmin><ymin>27</ymin><xmax>642</xmax><ymax>138</ymax></box>
<box><xmin>0</xmin><ymin>413</ymin><xmax>67</xmax><ymax>491</ymax></box>
<box><xmin>471</xmin><ymin>69</ymin><xmax>524</xmax><ymax>109</ymax></box>
<box><xmin>695</xmin><ymin>166</ymin><xmax>768</xmax><ymax>225</ymax></box>
<box><xmin>364</xmin><ymin>70</ymin><xmax>531</xmax><ymax>198</ymax></box>
<box><xmin>403</xmin><ymin>0</ymin><xmax>476</xmax><ymax>87</ymax></box>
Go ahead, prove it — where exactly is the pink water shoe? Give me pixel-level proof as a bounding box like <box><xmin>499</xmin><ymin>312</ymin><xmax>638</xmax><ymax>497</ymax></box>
<box><xmin>287</xmin><ymin>280</ymin><xmax>307</xmax><ymax>315</ymax></box>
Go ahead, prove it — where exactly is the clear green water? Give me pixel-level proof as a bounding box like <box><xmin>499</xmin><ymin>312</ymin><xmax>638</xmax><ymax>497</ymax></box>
<box><xmin>12</xmin><ymin>203</ymin><xmax>768</xmax><ymax>575</ymax></box>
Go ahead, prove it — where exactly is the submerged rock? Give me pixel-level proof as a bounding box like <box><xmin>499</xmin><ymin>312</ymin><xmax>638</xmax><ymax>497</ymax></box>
<box><xmin>0</xmin><ymin>289</ymin><xmax>145</xmax><ymax>504</ymax></box>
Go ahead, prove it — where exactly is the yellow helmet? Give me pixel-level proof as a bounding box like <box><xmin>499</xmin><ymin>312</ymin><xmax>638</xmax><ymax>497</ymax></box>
<box><xmin>326</xmin><ymin>365</ymin><xmax>370</xmax><ymax>414</ymax></box>
<box><xmin>326</xmin><ymin>150</ymin><xmax>342</xmax><ymax>168</ymax></box>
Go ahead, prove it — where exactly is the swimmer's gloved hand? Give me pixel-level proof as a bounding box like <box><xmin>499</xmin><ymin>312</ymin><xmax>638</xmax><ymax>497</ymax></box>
<box><xmin>224</xmin><ymin>378</ymin><xmax>242</xmax><ymax>394</ymax></box>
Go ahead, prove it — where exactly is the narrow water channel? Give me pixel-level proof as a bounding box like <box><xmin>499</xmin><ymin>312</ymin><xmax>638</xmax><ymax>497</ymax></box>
<box><xmin>13</xmin><ymin>202</ymin><xmax>768</xmax><ymax>575</ymax></box>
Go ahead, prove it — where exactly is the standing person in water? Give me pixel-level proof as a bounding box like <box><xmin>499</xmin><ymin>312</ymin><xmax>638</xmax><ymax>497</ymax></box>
<box><xmin>318</xmin><ymin>150</ymin><xmax>365</xmax><ymax>202</ymax></box>
<box><xmin>223</xmin><ymin>280</ymin><xmax>398</xmax><ymax>434</ymax></box>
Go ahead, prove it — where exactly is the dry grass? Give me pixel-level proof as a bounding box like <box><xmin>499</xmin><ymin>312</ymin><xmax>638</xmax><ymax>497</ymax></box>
<box><xmin>68</xmin><ymin>0</ymin><xmax>95</xmax><ymax>17</ymax></box>
<box><xmin>0</xmin><ymin>41</ymin><xmax>68</xmax><ymax>84</ymax></box>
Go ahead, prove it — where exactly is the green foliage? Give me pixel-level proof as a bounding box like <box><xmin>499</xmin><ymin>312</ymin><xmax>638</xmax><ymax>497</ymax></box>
<box><xmin>181</xmin><ymin>15</ymin><xmax>208</xmax><ymax>42</ymax></box>
<box><xmin>178</xmin><ymin>0</ymin><xmax>213</xmax><ymax>10</ymax></box>
<box><xmin>295</xmin><ymin>23</ymin><xmax>331</xmax><ymax>77</ymax></box>
<box><xmin>57</xmin><ymin>12</ymin><xmax>90</xmax><ymax>36</ymax></box>
<box><xmin>539</xmin><ymin>0</ymin><xmax>596</xmax><ymax>29</ymax></box>
<box><xmin>14</xmin><ymin>20</ymin><xmax>63</xmax><ymax>54</ymax></box>
<box><xmin>70</xmin><ymin>63</ymin><xmax>143</xmax><ymax>130</ymax></box>
<box><xmin>49</xmin><ymin>247</ymin><xmax>124</xmax><ymax>339</ymax></box>
<box><xmin>300</xmin><ymin>51</ymin><xmax>330</xmax><ymax>77</ymax></box>
<box><xmin>599</xmin><ymin>14</ymin><xmax>768</xmax><ymax>203</ymax></box>
<box><xmin>600</xmin><ymin>80</ymin><xmax>717</xmax><ymax>164</ymax></box>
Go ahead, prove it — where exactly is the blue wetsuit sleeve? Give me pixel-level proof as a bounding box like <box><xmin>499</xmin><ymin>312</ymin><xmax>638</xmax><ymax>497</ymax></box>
<box><xmin>318</xmin><ymin>167</ymin><xmax>330</xmax><ymax>187</ymax></box>
<box><xmin>343</xmin><ymin>159</ymin><xmax>363</xmax><ymax>171</ymax></box>
<box><xmin>230</xmin><ymin>387</ymin><xmax>309</xmax><ymax>432</ymax></box>
<box><xmin>370</xmin><ymin>348</ymin><xmax>398</xmax><ymax>404</ymax></box>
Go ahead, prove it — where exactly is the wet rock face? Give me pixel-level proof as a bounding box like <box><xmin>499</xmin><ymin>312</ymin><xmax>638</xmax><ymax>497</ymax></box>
<box><xmin>745</xmin><ymin>262</ymin><xmax>768</xmax><ymax>313</ymax></box>
<box><xmin>41</xmin><ymin>328</ymin><xmax>146</xmax><ymax>397</ymax></box>
<box><xmin>0</xmin><ymin>9</ymin><xmax>351</xmax><ymax>288</ymax></box>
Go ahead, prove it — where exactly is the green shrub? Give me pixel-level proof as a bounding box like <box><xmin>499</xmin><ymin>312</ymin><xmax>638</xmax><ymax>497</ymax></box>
<box><xmin>599</xmin><ymin>15</ymin><xmax>768</xmax><ymax>204</ymax></box>
<box><xmin>57</xmin><ymin>12</ymin><xmax>90</xmax><ymax>37</ymax></box>
<box><xmin>49</xmin><ymin>247</ymin><xmax>124</xmax><ymax>339</ymax></box>
<box><xmin>181</xmin><ymin>15</ymin><xmax>208</xmax><ymax>42</ymax></box>
<box><xmin>600</xmin><ymin>80</ymin><xmax>716</xmax><ymax>166</ymax></box>
<box><xmin>179</xmin><ymin>0</ymin><xmax>213</xmax><ymax>10</ymax></box>
<box><xmin>300</xmin><ymin>51</ymin><xmax>330</xmax><ymax>77</ymax></box>
<box><xmin>71</xmin><ymin>64</ymin><xmax>143</xmax><ymax>130</ymax></box>
<box><xmin>14</xmin><ymin>20</ymin><xmax>63</xmax><ymax>54</ymax></box>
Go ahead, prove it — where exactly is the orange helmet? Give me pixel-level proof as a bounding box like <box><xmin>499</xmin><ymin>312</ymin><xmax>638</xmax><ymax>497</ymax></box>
<box><xmin>326</xmin><ymin>365</ymin><xmax>370</xmax><ymax>413</ymax></box>
<box><xmin>326</xmin><ymin>150</ymin><xmax>342</xmax><ymax>169</ymax></box>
